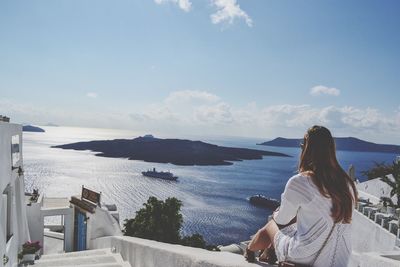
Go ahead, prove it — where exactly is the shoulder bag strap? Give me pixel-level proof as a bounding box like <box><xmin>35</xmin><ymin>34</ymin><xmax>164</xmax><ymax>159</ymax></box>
<box><xmin>309</xmin><ymin>223</ymin><xmax>336</xmax><ymax>266</ymax></box>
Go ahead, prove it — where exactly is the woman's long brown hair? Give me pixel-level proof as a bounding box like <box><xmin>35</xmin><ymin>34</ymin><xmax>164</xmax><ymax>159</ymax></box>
<box><xmin>299</xmin><ymin>125</ymin><xmax>358</xmax><ymax>223</ymax></box>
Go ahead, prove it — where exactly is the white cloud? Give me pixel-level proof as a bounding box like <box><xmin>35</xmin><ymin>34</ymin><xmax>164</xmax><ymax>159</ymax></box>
<box><xmin>310</xmin><ymin>85</ymin><xmax>340</xmax><ymax>96</ymax></box>
<box><xmin>153</xmin><ymin>0</ymin><xmax>252</xmax><ymax>27</ymax></box>
<box><xmin>2</xmin><ymin>90</ymin><xmax>399</xmax><ymax>143</ymax></box>
<box><xmin>126</xmin><ymin>91</ymin><xmax>400</xmax><ymax>142</ymax></box>
<box><xmin>154</xmin><ymin>0</ymin><xmax>192</xmax><ymax>12</ymax></box>
<box><xmin>210</xmin><ymin>0</ymin><xmax>253</xmax><ymax>27</ymax></box>
<box><xmin>0</xmin><ymin>98</ymin><xmax>125</xmax><ymax>129</ymax></box>
<box><xmin>195</xmin><ymin>102</ymin><xmax>234</xmax><ymax>124</ymax></box>
<box><xmin>86</xmin><ymin>92</ymin><xmax>98</xmax><ymax>98</ymax></box>
<box><xmin>254</xmin><ymin>105</ymin><xmax>385</xmax><ymax>132</ymax></box>
<box><xmin>164</xmin><ymin>90</ymin><xmax>220</xmax><ymax>105</ymax></box>
<box><xmin>396</xmin><ymin>106</ymin><xmax>400</xmax><ymax>125</ymax></box>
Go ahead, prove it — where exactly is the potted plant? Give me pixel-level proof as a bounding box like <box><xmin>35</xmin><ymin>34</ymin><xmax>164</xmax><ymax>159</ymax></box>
<box><xmin>3</xmin><ymin>254</ymin><xmax>9</xmax><ymax>265</ymax></box>
<box><xmin>18</xmin><ymin>241</ymin><xmax>41</xmax><ymax>264</ymax></box>
<box><xmin>379</xmin><ymin>198</ymin><xmax>387</xmax><ymax>213</ymax></box>
<box><xmin>29</xmin><ymin>189</ymin><xmax>39</xmax><ymax>203</ymax></box>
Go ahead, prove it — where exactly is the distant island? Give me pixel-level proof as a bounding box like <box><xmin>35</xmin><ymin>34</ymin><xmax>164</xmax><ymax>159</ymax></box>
<box><xmin>46</xmin><ymin>123</ymin><xmax>59</xmax><ymax>127</ymax></box>
<box><xmin>52</xmin><ymin>136</ymin><xmax>290</xmax><ymax>166</ymax></box>
<box><xmin>22</xmin><ymin>125</ymin><xmax>45</xmax><ymax>132</ymax></box>
<box><xmin>259</xmin><ymin>137</ymin><xmax>400</xmax><ymax>154</ymax></box>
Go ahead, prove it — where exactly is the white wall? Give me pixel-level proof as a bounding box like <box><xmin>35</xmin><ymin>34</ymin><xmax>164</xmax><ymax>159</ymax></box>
<box><xmin>41</xmin><ymin>205</ymin><xmax>74</xmax><ymax>252</ymax></box>
<box><xmin>357</xmin><ymin>175</ymin><xmax>397</xmax><ymax>205</ymax></box>
<box><xmin>351</xmin><ymin>211</ymin><xmax>398</xmax><ymax>253</ymax></box>
<box><xmin>87</xmin><ymin>206</ymin><xmax>122</xmax><ymax>249</ymax></box>
<box><xmin>91</xmin><ymin>236</ymin><xmax>270</xmax><ymax>267</ymax></box>
<box><xmin>26</xmin><ymin>194</ymin><xmax>44</xmax><ymax>254</ymax></box>
<box><xmin>0</xmin><ymin>122</ymin><xmax>30</xmax><ymax>267</ymax></box>
<box><xmin>349</xmin><ymin>178</ymin><xmax>400</xmax><ymax>267</ymax></box>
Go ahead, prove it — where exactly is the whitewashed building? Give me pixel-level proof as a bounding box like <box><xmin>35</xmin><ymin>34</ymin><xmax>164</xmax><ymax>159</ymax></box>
<box><xmin>0</xmin><ymin>121</ymin><xmax>30</xmax><ymax>266</ymax></box>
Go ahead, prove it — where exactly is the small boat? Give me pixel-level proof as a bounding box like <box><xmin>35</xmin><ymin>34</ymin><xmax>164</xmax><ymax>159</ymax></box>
<box><xmin>141</xmin><ymin>168</ymin><xmax>178</xmax><ymax>181</ymax></box>
<box><xmin>249</xmin><ymin>195</ymin><xmax>280</xmax><ymax>210</ymax></box>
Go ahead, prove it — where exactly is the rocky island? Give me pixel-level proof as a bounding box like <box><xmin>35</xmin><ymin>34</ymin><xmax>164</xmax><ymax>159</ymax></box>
<box><xmin>259</xmin><ymin>137</ymin><xmax>400</xmax><ymax>154</ymax></box>
<box><xmin>22</xmin><ymin>125</ymin><xmax>45</xmax><ymax>132</ymax></box>
<box><xmin>52</xmin><ymin>136</ymin><xmax>290</xmax><ymax>166</ymax></box>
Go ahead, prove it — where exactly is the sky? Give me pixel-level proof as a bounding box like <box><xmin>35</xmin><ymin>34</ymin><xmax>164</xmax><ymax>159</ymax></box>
<box><xmin>0</xmin><ymin>0</ymin><xmax>399</xmax><ymax>143</ymax></box>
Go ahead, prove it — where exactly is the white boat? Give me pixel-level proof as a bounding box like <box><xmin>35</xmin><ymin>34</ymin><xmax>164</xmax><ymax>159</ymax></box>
<box><xmin>141</xmin><ymin>168</ymin><xmax>178</xmax><ymax>181</ymax></box>
<box><xmin>249</xmin><ymin>194</ymin><xmax>280</xmax><ymax>210</ymax></box>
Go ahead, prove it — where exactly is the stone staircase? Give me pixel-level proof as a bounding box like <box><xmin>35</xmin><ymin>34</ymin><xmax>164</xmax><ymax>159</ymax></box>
<box><xmin>35</xmin><ymin>248</ymin><xmax>131</xmax><ymax>267</ymax></box>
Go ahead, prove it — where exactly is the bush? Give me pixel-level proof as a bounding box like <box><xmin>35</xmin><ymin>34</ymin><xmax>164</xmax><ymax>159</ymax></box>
<box><xmin>123</xmin><ymin>197</ymin><xmax>183</xmax><ymax>244</ymax></box>
<box><xmin>180</xmin><ymin>234</ymin><xmax>206</xmax><ymax>248</ymax></box>
<box><xmin>123</xmin><ymin>196</ymin><xmax>211</xmax><ymax>249</ymax></box>
<box><xmin>363</xmin><ymin>161</ymin><xmax>400</xmax><ymax>207</ymax></box>
<box><xmin>361</xmin><ymin>161</ymin><xmax>394</xmax><ymax>180</ymax></box>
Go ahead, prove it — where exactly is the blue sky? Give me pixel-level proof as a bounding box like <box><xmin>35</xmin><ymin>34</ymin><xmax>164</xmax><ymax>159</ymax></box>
<box><xmin>0</xmin><ymin>0</ymin><xmax>399</xmax><ymax>143</ymax></box>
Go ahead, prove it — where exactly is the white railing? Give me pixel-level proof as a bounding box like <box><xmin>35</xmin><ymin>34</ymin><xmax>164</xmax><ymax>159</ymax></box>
<box><xmin>356</xmin><ymin>202</ymin><xmax>400</xmax><ymax>241</ymax></box>
<box><xmin>90</xmin><ymin>235</ymin><xmax>269</xmax><ymax>267</ymax></box>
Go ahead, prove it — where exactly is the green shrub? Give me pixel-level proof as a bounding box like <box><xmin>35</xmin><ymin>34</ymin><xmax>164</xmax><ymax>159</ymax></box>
<box><xmin>123</xmin><ymin>196</ymin><xmax>211</xmax><ymax>249</ymax></box>
<box><xmin>363</xmin><ymin>161</ymin><xmax>400</xmax><ymax>207</ymax></box>
<box><xmin>180</xmin><ymin>233</ymin><xmax>206</xmax><ymax>248</ymax></box>
<box><xmin>123</xmin><ymin>197</ymin><xmax>182</xmax><ymax>244</ymax></box>
<box><xmin>362</xmin><ymin>161</ymin><xmax>394</xmax><ymax>180</ymax></box>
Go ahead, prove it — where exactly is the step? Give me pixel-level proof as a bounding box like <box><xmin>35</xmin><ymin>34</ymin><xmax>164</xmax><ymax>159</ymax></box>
<box><xmin>36</xmin><ymin>262</ymin><xmax>131</xmax><ymax>267</ymax></box>
<box><xmin>35</xmin><ymin>254</ymin><xmax>125</xmax><ymax>267</ymax></box>
<box><xmin>41</xmin><ymin>248</ymin><xmax>111</xmax><ymax>260</ymax></box>
<box><xmin>77</xmin><ymin>263</ymin><xmax>131</xmax><ymax>267</ymax></box>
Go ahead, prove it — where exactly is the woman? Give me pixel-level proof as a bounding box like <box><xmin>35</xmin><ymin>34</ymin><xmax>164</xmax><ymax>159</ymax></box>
<box><xmin>246</xmin><ymin>125</ymin><xmax>357</xmax><ymax>266</ymax></box>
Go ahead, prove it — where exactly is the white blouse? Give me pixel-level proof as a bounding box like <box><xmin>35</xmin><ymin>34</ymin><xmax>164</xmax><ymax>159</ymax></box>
<box><xmin>273</xmin><ymin>173</ymin><xmax>353</xmax><ymax>267</ymax></box>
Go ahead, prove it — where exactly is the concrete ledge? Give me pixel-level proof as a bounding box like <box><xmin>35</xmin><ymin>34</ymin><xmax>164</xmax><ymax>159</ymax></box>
<box><xmin>359</xmin><ymin>251</ymin><xmax>400</xmax><ymax>267</ymax></box>
<box><xmin>35</xmin><ymin>254</ymin><xmax>125</xmax><ymax>266</ymax></box>
<box><xmin>44</xmin><ymin>229</ymin><xmax>64</xmax><ymax>240</ymax></box>
<box><xmin>76</xmin><ymin>264</ymin><xmax>131</xmax><ymax>267</ymax></box>
<box><xmin>41</xmin><ymin>248</ymin><xmax>110</xmax><ymax>260</ymax></box>
<box><xmin>91</xmin><ymin>236</ymin><xmax>272</xmax><ymax>267</ymax></box>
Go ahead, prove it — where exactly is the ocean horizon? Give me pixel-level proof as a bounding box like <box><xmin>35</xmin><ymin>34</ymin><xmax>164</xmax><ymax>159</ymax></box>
<box><xmin>23</xmin><ymin>126</ymin><xmax>399</xmax><ymax>245</ymax></box>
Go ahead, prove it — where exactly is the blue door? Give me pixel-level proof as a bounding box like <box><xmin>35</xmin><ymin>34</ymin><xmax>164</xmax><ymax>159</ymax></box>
<box><xmin>76</xmin><ymin>211</ymin><xmax>87</xmax><ymax>251</ymax></box>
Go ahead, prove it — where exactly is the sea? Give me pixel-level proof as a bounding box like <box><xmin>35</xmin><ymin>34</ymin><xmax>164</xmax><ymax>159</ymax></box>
<box><xmin>22</xmin><ymin>126</ymin><xmax>399</xmax><ymax>246</ymax></box>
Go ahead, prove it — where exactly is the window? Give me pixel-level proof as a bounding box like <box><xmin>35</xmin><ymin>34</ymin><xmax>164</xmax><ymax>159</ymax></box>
<box><xmin>11</xmin><ymin>135</ymin><xmax>20</xmax><ymax>167</ymax></box>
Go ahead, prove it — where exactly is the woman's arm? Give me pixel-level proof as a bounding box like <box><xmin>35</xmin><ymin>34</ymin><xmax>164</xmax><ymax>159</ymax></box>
<box><xmin>273</xmin><ymin>175</ymin><xmax>305</xmax><ymax>225</ymax></box>
<box><xmin>273</xmin><ymin>208</ymin><xmax>296</xmax><ymax>229</ymax></box>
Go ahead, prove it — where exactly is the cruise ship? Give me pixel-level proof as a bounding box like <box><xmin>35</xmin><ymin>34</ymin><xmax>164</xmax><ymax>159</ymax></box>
<box><xmin>142</xmin><ymin>168</ymin><xmax>178</xmax><ymax>181</ymax></box>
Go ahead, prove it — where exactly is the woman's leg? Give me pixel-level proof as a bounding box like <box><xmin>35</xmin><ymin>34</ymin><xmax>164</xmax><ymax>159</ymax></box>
<box><xmin>248</xmin><ymin>220</ymin><xmax>279</xmax><ymax>251</ymax></box>
<box><xmin>265</xmin><ymin>219</ymin><xmax>279</xmax><ymax>247</ymax></box>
